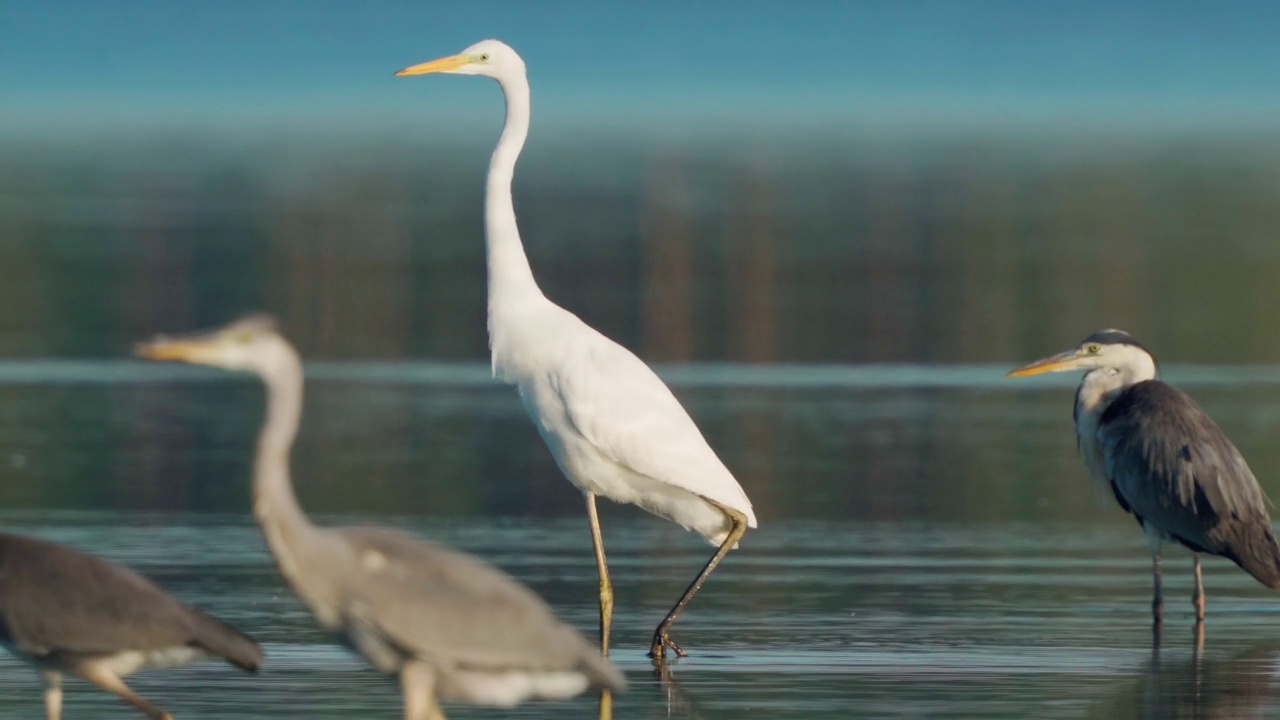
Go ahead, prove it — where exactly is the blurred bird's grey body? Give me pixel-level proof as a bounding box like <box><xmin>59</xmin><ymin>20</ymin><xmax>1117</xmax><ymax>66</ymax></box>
<box><xmin>1010</xmin><ymin>329</ymin><xmax>1280</xmax><ymax>624</ymax></box>
<box><xmin>0</xmin><ymin>532</ymin><xmax>262</xmax><ymax>719</ymax></box>
<box><xmin>137</xmin><ymin>315</ymin><xmax>624</xmax><ymax>720</ymax></box>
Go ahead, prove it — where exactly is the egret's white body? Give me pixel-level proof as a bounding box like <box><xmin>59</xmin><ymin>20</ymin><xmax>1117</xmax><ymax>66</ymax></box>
<box><xmin>508</xmin><ymin>316</ymin><xmax>756</xmax><ymax>545</ymax></box>
<box><xmin>397</xmin><ymin>39</ymin><xmax>756</xmax><ymax>662</ymax></box>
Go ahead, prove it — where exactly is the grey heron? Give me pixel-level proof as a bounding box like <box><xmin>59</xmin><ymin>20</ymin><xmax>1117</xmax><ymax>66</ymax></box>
<box><xmin>0</xmin><ymin>532</ymin><xmax>261</xmax><ymax>719</ymax></box>
<box><xmin>1008</xmin><ymin>329</ymin><xmax>1280</xmax><ymax>624</ymax></box>
<box><xmin>395</xmin><ymin>38</ymin><xmax>756</xmax><ymax>665</ymax></box>
<box><xmin>136</xmin><ymin>314</ymin><xmax>624</xmax><ymax>720</ymax></box>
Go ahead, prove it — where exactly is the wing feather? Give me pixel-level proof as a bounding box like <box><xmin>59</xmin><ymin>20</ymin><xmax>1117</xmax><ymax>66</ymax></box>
<box><xmin>548</xmin><ymin>330</ymin><xmax>756</xmax><ymax>525</ymax></box>
<box><xmin>1098</xmin><ymin>381</ymin><xmax>1280</xmax><ymax>585</ymax></box>
<box><xmin>334</xmin><ymin>527</ymin><xmax>622</xmax><ymax>688</ymax></box>
<box><xmin>0</xmin><ymin>534</ymin><xmax>204</xmax><ymax>655</ymax></box>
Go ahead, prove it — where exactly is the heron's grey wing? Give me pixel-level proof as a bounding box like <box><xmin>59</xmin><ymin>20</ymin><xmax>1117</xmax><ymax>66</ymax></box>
<box><xmin>0</xmin><ymin>534</ymin><xmax>204</xmax><ymax>655</ymax></box>
<box><xmin>334</xmin><ymin>527</ymin><xmax>622</xmax><ymax>689</ymax></box>
<box><xmin>1098</xmin><ymin>381</ymin><xmax>1280</xmax><ymax>586</ymax></box>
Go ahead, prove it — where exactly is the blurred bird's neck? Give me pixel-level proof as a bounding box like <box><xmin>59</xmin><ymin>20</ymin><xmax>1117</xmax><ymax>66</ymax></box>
<box><xmin>253</xmin><ymin>353</ymin><xmax>318</xmax><ymax>557</ymax></box>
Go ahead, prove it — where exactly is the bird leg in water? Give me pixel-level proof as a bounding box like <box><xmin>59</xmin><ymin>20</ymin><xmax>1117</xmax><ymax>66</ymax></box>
<box><xmin>586</xmin><ymin>492</ymin><xmax>614</xmax><ymax>652</ymax></box>
<box><xmin>74</xmin><ymin>663</ymin><xmax>173</xmax><ymax>720</ymax></box>
<box><xmin>649</xmin><ymin>503</ymin><xmax>749</xmax><ymax>663</ymax></box>
<box><xmin>1192</xmin><ymin>553</ymin><xmax>1206</xmax><ymax>622</ymax></box>
<box><xmin>401</xmin><ymin>660</ymin><xmax>446</xmax><ymax>720</ymax></box>
<box><xmin>586</xmin><ymin>493</ymin><xmax>614</xmax><ymax>720</ymax></box>
<box><xmin>1151</xmin><ymin>553</ymin><xmax>1164</xmax><ymax>625</ymax></box>
<box><xmin>41</xmin><ymin>671</ymin><xmax>62</xmax><ymax>720</ymax></box>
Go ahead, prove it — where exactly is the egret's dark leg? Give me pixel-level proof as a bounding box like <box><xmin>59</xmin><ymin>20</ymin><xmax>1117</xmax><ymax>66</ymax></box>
<box><xmin>649</xmin><ymin>503</ymin><xmax>748</xmax><ymax>663</ymax></box>
<box><xmin>1152</xmin><ymin>552</ymin><xmax>1164</xmax><ymax>625</ymax></box>
<box><xmin>75</xmin><ymin>663</ymin><xmax>172</xmax><ymax>720</ymax></box>
<box><xmin>1191</xmin><ymin>553</ymin><xmax>1206</xmax><ymax>623</ymax></box>
<box><xmin>41</xmin><ymin>670</ymin><xmax>62</xmax><ymax>720</ymax></box>
<box><xmin>586</xmin><ymin>492</ymin><xmax>614</xmax><ymax>720</ymax></box>
<box><xmin>401</xmin><ymin>660</ymin><xmax>446</xmax><ymax>720</ymax></box>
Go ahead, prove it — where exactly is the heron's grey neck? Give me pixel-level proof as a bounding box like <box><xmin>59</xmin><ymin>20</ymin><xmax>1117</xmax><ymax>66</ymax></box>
<box><xmin>253</xmin><ymin>350</ymin><xmax>319</xmax><ymax>566</ymax></box>
<box><xmin>1078</xmin><ymin>355</ymin><xmax>1157</xmax><ymax>417</ymax></box>
<box><xmin>485</xmin><ymin>72</ymin><xmax>543</xmax><ymax>333</ymax></box>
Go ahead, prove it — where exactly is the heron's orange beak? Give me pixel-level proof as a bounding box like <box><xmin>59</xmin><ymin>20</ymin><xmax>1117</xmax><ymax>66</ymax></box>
<box><xmin>395</xmin><ymin>53</ymin><xmax>470</xmax><ymax>76</ymax></box>
<box><xmin>134</xmin><ymin>337</ymin><xmax>220</xmax><ymax>364</ymax></box>
<box><xmin>1005</xmin><ymin>350</ymin><xmax>1086</xmax><ymax>378</ymax></box>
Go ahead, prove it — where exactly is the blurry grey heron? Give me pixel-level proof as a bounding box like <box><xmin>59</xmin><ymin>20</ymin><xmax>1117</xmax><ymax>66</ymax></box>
<box><xmin>136</xmin><ymin>315</ymin><xmax>624</xmax><ymax>720</ymax></box>
<box><xmin>1008</xmin><ymin>329</ymin><xmax>1280</xmax><ymax>624</ymax></box>
<box><xmin>396</xmin><ymin>38</ymin><xmax>756</xmax><ymax>665</ymax></box>
<box><xmin>0</xmin><ymin>532</ymin><xmax>261</xmax><ymax>719</ymax></box>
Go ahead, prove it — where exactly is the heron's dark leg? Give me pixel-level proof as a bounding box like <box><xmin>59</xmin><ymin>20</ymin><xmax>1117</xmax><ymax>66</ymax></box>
<box><xmin>586</xmin><ymin>492</ymin><xmax>614</xmax><ymax>652</ymax></box>
<box><xmin>74</xmin><ymin>663</ymin><xmax>172</xmax><ymax>720</ymax></box>
<box><xmin>41</xmin><ymin>670</ymin><xmax>62</xmax><ymax>720</ymax></box>
<box><xmin>586</xmin><ymin>493</ymin><xmax>614</xmax><ymax>720</ymax></box>
<box><xmin>1152</xmin><ymin>552</ymin><xmax>1164</xmax><ymax>625</ymax></box>
<box><xmin>649</xmin><ymin>502</ymin><xmax>748</xmax><ymax>663</ymax></box>
<box><xmin>1191</xmin><ymin>553</ymin><xmax>1206</xmax><ymax>623</ymax></box>
<box><xmin>400</xmin><ymin>660</ymin><xmax>446</xmax><ymax>720</ymax></box>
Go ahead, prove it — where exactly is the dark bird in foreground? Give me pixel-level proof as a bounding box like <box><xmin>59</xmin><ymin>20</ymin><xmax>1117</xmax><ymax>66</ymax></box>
<box><xmin>137</xmin><ymin>314</ymin><xmax>624</xmax><ymax>720</ymax></box>
<box><xmin>0</xmin><ymin>532</ymin><xmax>262</xmax><ymax>719</ymax></box>
<box><xmin>1008</xmin><ymin>330</ymin><xmax>1280</xmax><ymax>625</ymax></box>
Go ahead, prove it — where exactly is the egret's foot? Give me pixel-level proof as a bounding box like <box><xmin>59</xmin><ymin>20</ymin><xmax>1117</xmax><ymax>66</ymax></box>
<box><xmin>648</xmin><ymin>630</ymin><xmax>687</xmax><ymax>662</ymax></box>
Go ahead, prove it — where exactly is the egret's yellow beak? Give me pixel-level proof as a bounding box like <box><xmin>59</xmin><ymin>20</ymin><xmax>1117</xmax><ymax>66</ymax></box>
<box><xmin>1006</xmin><ymin>350</ymin><xmax>1085</xmax><ymax>378</ymax></box>
<box><xmin>395</xmin><ymin>53</ymin><xmax>470</xmax><ymax>77</ymax></box>
<box><xmin>135</xmin><ymin>336</ymin><xmax>220</xmax><ymax>363</ymax></box>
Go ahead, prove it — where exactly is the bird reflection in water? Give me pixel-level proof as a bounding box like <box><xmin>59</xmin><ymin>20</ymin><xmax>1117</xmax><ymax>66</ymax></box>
<box><xmin>1099</xmin><ymin>633</ymin><xmax>1280</xmax><ymax>720</ymax></box>
<box><xmin>653</xmin><ymin>663</ymin><xmax>702</xmax><ymax>720</ymax></box>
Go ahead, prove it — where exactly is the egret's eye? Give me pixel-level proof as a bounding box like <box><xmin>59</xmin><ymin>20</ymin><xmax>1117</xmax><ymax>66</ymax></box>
<box><xmin>228</xmin><ymin>330</ymin><xmax>254</xmax><ymax>344</ymax></box>
<box><xmin>1086</xmin><ymin>344</ymin><xmax>1101</xmax><ymax>354</ymax></box>
<box><xmin>479</xmin><ymin>53</ymin><xmax>490</xmax><ymax>62</ymax></box>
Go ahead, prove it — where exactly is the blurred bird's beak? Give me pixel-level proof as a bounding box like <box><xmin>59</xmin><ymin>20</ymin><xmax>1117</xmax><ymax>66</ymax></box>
<box><xmin>395</xmin><ymin>53</ymin><xmax>469</xmax><ymax>76</ymax></box>
<box><xmin>1005</xmin><ymin>350</ymin><xmax>1085</xmax><ymax>378</ymax></box>
<box><xmin>134</xmin><ymin>336</ymin><xmax>218</xmax><ymax>363</ymax></box>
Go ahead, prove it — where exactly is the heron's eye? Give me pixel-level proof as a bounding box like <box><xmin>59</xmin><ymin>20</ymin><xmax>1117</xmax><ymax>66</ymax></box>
<box><xmin>230</xmin><ymin>330</ymin><xmax>254</xmax><ymax>344</ymax></box>
<box><xmin>1086</xmin><ymin>344</ymin><xmax>1101</xmax><ymax>354</ymax></box>
<box><xmin>479</xmin><ymin>53</ymin><xmax>490</xmax><ymax>62</ymax></box>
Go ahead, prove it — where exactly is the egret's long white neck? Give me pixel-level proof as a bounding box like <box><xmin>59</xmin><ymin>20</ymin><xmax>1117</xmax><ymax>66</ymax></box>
<box><xmin>485</xmin><ymin>73</ymin><xmax>542</xmax><ymax>325</ymax></box>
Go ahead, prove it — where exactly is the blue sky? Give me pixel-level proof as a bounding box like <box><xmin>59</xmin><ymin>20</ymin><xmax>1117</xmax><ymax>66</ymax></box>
<box><xmin>4</xmin><ymin>1</ymin><xmax>1280</xmax><ymax>138</ymax></box>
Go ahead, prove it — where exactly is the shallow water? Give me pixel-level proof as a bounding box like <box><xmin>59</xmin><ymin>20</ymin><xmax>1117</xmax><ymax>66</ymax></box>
<box><xmin>3</xmin><ymin>363</ymin><xmax>1280</xmax><ymax>718</ymax></box>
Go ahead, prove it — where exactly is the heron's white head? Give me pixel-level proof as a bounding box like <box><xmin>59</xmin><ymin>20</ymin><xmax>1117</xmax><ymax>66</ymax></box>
<box><xmin>135</xmin><ymin>314</ymin><xmax>297</xmax><ymax>377</ymax></box>
<box><xmin>1006</xmin><ymin>329</ymin><xmax>1158</xmax><ymax>381</ymax></box>
<box><xmin>395</xmin><ymin>39</ymin><xmax>526</xmax><ymax>82</ymax></box>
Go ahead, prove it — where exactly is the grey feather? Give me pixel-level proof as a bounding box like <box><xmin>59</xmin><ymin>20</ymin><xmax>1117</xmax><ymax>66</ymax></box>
<box><xmin>1099</xmin><ymin>381</ymin><xmax>1280</xmax><ymax>587</ymax></box>
<box><xmin>334</xmin><ymin>526</ymin><xmax>625</xmax><ymax>692</ymax></box>
<box><xmin>0</xmin><ymin>532</ymin><xmax>262</xmax><ymax>669</ymax></box>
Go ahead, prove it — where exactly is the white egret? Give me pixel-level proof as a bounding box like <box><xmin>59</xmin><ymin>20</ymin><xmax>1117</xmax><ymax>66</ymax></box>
<box><xmin>396</xmin><ymin>39</ymin><xmax>757</xmax><ymax>662</ymax></box>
